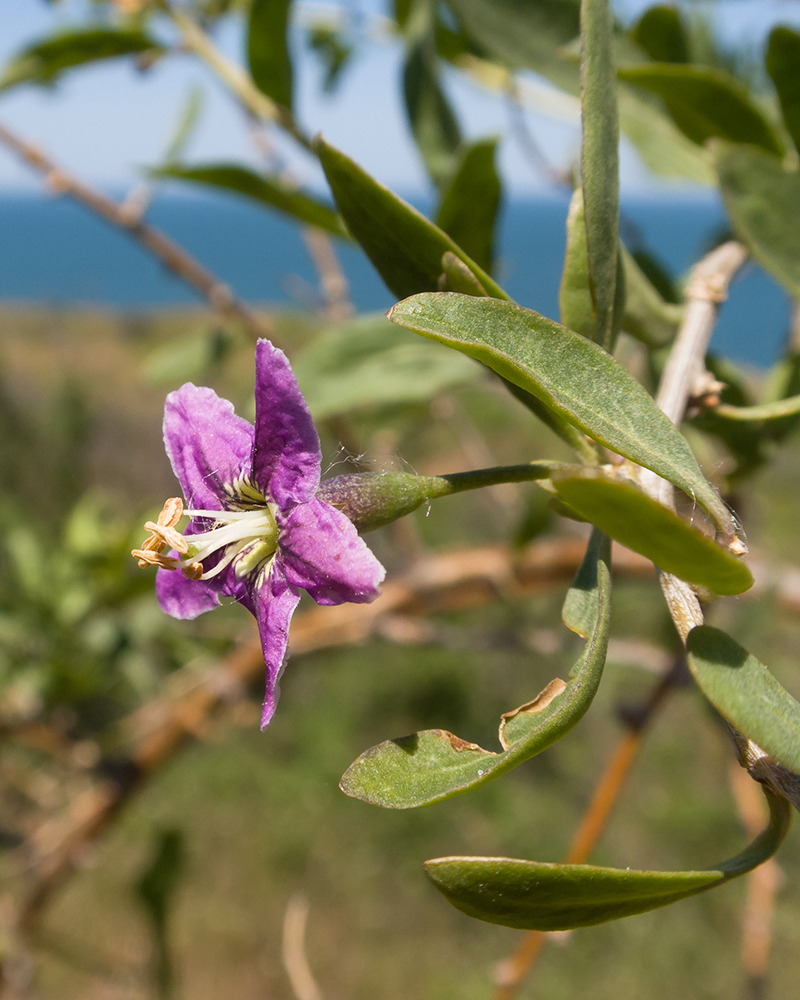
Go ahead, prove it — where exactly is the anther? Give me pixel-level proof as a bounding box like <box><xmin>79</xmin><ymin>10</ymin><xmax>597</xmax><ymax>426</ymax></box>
<box><xmin>182</xmin><ymin>562</ymin><xmax>204</xmax><ymax>581</ymax></box>
<box><xmin>158</xmin><ymin>497</ymin><xmax>184</xmax><ymax>528</ymax></box>
<box><xmin>143</xmin><ymin>521</ymin><xmax>189</xmax><ymax>554</ymax></box>
<box><xmin>131</xmin><ymin>548</ymin><xmax>180</xmax><ymax>570</ymax></box>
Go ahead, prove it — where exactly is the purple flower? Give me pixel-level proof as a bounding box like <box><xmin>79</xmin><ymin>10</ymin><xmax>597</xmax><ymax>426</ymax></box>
<box><xmin>133</xmin><ymin>339</ymin><xmax>385</xmax><ymax>727</ymax></box>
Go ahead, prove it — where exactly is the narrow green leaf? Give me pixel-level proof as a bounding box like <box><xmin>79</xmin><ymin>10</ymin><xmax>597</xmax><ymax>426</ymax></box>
<box><xmin>292</xmin><ymin>313</ymin><xmax>480</xmax><ymax>419</ymax></box>
<box><xmin>580</xmin><ymin>0</ymin><xmax>620</xmax><ymax>351</ymax></box>
<box><xmin>436</xmin><ymin>139</ymin><xmax>502</xmax><ymax>273</ymax></box>
<box><xmin>620</xmin><ymin>244</ymin><xmax>682</xmax><ymax>347</ymax></box>
<box><xmin>687</xmin><ymin>626</ymin><xmax>800</xmax><ymax>774</ymax></box>
<box><xmin>424</xmin><ymin>791</ymin><xmax>789</xmax><ymax>929</ymax></box>
<box><xmin>713</xmin><ymin>141</ymin><xmax>800</xmax><ymax>299</ymax></box>
<box><xmin>631</xmin><ymin>5</ymin><xmax>689</xmax><ymax>64</ymax></box>
<box><xmin>388</xmin><ymin>293</ymin><xmax>733</xmax><ymax>532</ymax></box>
<box><xmin>618</xmin><ymin>64</ymin><xmax>784</xmax><ymax>156</ymax></box>
<box><xmin>439</xmin><ymin>252</ymin><xmax>488</xmax><ymax>295</ymax></box>
<box><xmin>766</xmin><ymin>27</ymin><xmax>800</xmax><ymax>157</ymax></box>
<box><xmin>551</xmin><ymin>468</ymin><xmax>753</xmax><ymax>595</ymax></box>
<box><xmin>154</xmin><ymin>164</ymin><xmax>345</xmax><ymax>236</ymax></box>
<box><xmin>0</xmin><ymin>28</ymin><xmax>163</xmax><ymax>92</ymax></box>
<box><xmin>316</xmin><ymin>137</ymin><xmax>509</xmax><ymax>299</ymax></box>
<box><xmin>559</xmin><ymin>190</ymin><xmax>594</xmax><ymax>340</ymax></box>
<box><xmin>340</xmin><ymin>532</ymin><xmax>611</xmax><ymax>807</ymax></box>
<box><xmin>248</xmin><ymin>0</ymin><xmax>293</xmax><ymax>110</ymax></box>
<box><xmin>403</xmin><ymin>0</ymin><xmax>462</xmax><ymax>190</ymax></box>
<box><xmin>446</xmin><ymin>0</ymin><xmax>713</xmax><ymax>183</ymax></box>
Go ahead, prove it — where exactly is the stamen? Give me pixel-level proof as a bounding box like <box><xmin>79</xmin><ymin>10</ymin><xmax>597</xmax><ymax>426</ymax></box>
<box><xmin>182</xmin><ymin>562</ymin><xmax>204</xmax><ymax>580</ymax></box>
<box><xmin>158</xmin><ymin>497</ymin><xmax>184</xmax><ymax>527</ymax></box>
<box><xmin>144</xmin><ymin>520</ymin><xmax>190</xmax><ymax>554</ymax></box>
<box><xmin>131</xmin><ymin>548</ymin><xmax>180</xmax><ymax>570</ymax></box>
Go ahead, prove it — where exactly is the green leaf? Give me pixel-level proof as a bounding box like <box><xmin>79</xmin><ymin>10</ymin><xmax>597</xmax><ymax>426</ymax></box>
<box><xmin>618</xmin><ymin>64</ymin><xmax>784</xmax><ymax>156</ymax></box>
<box><xmin>713</xmin><ymin>395</ymin><xmax>800</xmax><ymax>423</ymax></box>
<box><xmin>713</xmin><ymin>141</ymin><xmax>800</xmax><ymax>299</ymax></box>
<box><xmin>631</xmin><ymin>5</ymin><xmax>689</xmax><ymax>64</ymax></box>
<box><xmin>446</xmin><ymin>0</ymin><xmax>713</xmax><ymax>183</ymax></box>
<box><xmin>316</xmin><ymin>137</ymin><xmax>509</xmax><ymax>299</ymax></box>
<box><xmin>687</xmin><ymin>626</ymin><xmax>800</xmax><ymax>774</ymax></box>
<box><xmin>620</xmin><ymin>244</ymin><xmax>682</xmax><ymax>348</ymax></box>
<box><xmin>559</xmin><ymin>189</ymin><xmax>594</xmax><ymax>340</ymax></box>
<box><xmin>388</xmin><ymin>293</ymin><xmax>733</xmax><ymax>532</ymax></box>
<box><xmin>444</xmin><ymin>0</ymin><xmax>581</xmax><ymax>93</ymax></box>
<box><xmin>291</xmin><ymin>313</ymin><xmax>480</xmax><ymax>419</ymax></box>
<box><xmin>154</xmin><ymin>163</ymin><xmax>346</xmax><ymax>236</ymax></box>
<box><xmin>435</xmin><ymin>139</ymin><xmax>502</xmax><ymax>273</ymax></box>
<box><xmin>248</xmin><ymin>0</ymin><xmax>293</xmax><ymax>110</ymax></box>
<box><xmin>403</xmin><ymin>0</ymin><xmax>462</xmax><ymax>190</ymax></box>
<box><xmin>0</xmin><ymin>27</ymin><xmax>163</xmax><ymax>92</ymax></box>
<box><xmin>617</xmin><ymin>87</ymin><xmax>714</xmax><ymax>185</ymax></box>
<box><xmin>340</xmin><ymin>531</ymin><xmax>611</xmax><ymax>807</ymax></box>
<box><xmin>766</xmin><ymin>27</ymin><xmax>800</xmax><ymax>157</ymax></box>
<box><xmin>550</xmin><ymin>468</ymin><xmax>753</xmax><ymax>595</ymax></box>
<box><xmin>580</xmin><ymin>0</ymin><xmax>620</xmax><ymax>352</ymax></box>
<box><xmin>424</xmin><ymin>790</ymin><xmax>789</xmax><ymax>929</ymax></box>
<box><xmin>307</xmin><ymin>23</ymin><xmax>353</xmax><ymax>94</ymax></box>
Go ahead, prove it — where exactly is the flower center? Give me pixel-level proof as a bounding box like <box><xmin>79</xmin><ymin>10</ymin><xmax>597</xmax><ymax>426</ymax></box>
<box><xmin>132</xmin><ymin>496</ymin><xmax>279</xmax><ymax>583</ymax></box>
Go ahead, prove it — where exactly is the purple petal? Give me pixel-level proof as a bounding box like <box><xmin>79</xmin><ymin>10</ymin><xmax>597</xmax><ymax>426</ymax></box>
<box><xmin>278</xmin><ymin>498</ymin><xmax>386</xmax><ymax>606</ymax></box>
<box><xmin>156</xmin><ymin>567</ymin><xmax>221</xmax><ymax>619</ymax></box>
<box><xmin>253</xmin><ymin>563</ymin><xmax>301</xmax><ymax>728</ymax></box>
<box><xmin>251</xmin><ymin>340</ymin><xmax>321</xmax><ymax>508</ymax></box>
<box><xmin>163</xmin><ymin>384</ymin><xmax>253</xmax><ymax>510</ymax></box>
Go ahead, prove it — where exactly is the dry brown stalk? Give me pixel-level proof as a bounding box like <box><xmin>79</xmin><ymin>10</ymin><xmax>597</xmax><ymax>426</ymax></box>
<box><xmin>0</xmin><ymin>121</ymin><xmax>274</xmax><ymax>342</ymax></box>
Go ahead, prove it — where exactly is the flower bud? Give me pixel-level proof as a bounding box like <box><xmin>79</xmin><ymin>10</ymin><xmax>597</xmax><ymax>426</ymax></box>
<box><xmin>317</xmin><ymin>472</ymin><xmax>452</xmax><ymax>533</ymax></box>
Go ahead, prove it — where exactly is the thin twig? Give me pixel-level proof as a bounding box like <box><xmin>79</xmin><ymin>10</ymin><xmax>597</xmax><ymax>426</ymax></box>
<box><xmin>0</xmin><ymin>120</ymin><xmax>274</xmax><ymax>342</ymax></box>
<box><xmin>730</xmin><ymin>764</ymin><xmax>781</xmax><ymax>1000</ymax></box>
<box><xmin>492</xmin><ymin>659</ymin><xmax>685</xmax><ymax>1000</ymax></box>
<box><xmin>169</xmin><ymin>6</ymin><xmax>315</xmax><ymax>153</ymax></box>
<box><xmin>301</xmin><ymin>228</ymin><xmax>353</xmax><ymax>324</ymax></box>
<box><xmin>282</xmin><ymin>895</ymin><xmax>324</xmax><ymax>1000</ymax></box>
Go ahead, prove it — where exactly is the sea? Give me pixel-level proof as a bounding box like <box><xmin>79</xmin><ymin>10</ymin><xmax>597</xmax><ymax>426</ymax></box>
<box><xmin>0</xmin><ymin>190</ymin><xmax>790</xmax><ymax>368</ymax></box>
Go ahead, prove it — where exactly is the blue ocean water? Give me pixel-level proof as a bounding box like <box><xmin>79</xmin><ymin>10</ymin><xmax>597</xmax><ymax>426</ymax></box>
<box><xmin>0</xmin><ymin>191</ymin><xmax>790</xmax><ymax>367</ymax></box>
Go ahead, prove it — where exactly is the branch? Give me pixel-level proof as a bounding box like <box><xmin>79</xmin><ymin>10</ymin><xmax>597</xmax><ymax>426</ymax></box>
<box><xmin>0</xmin><ymin>121</ymin><xmax>274</xmax><ymax>342</ymax></box>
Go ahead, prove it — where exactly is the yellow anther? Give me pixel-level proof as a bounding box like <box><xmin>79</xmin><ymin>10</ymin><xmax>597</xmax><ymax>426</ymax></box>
<box><xmin>143</xmin><ymin>521</ymin><xmax>190</xmax><ymax>554</ymax></box>
<box><xmin>131</xmin><ymin>548</ymin><xmax>180</xmax><ymax>571</ymax></box>
<box><xmin>182</xmin><ymin>562</ymin><xmax>204</xmax><ymax>581</ymax></box>
<box><xmin>158</xmin><ymin>497</ymin><xmax>184</xmax><ymax>528</ymax></box>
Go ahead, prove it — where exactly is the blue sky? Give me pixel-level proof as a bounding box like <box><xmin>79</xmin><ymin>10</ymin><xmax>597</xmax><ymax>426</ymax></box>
<box><xmin>0</xmin><ymin>0</ymin><xmax>798</xmax><ymax>197</ymax></box>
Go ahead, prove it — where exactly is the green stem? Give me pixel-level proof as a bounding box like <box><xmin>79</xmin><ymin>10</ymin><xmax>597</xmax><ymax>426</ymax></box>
<box><xmin>715</xmin><ymin>394</ymin><xmax>800</xmax><ymax>422</ymax></box>
<box><xmin>317</xmin><ymin>463</ymin><xmax>567</xmax><ymax>533</ymax></box>
<box><xmin>169</xmin><ymin>7</ymin><xmax>315</xmax><ymax>153</ymax></box>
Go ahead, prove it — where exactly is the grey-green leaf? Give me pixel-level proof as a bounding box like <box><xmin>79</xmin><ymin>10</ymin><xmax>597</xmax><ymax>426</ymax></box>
<box><xmin>154</xmin><ymin>164</ymin><xmax>346</xmax><ymax>236</ymax></box>
<box><xmin>292</xmin><ymin>313</ymin><xmax>480</xmax><ymax>419</ymax></box>
<box><xmin>316</xmin><ymin>137</ymin><xmax>509</xmax><ymax>299</ymax></box>
<box><xmin>550</xmin><ymin>468</ymin><xmax>753</xmax><ymax>595</ymax></box>
<box><xmin>766</xmin><ymin>26</ymin><xmax>800</xmax><ymax>157</ymax></box>
<box><xmin>388</xmin><ymin>293</ymin><xmax>733</xmax><ymax>532</ymax></box>
<box><xmin>424</xmin><ymin>789</ymin><xmax>789</xmax><ymax>929</ymax></box>
<box><xmin>687</xmin><ymin>626</ymin><xmax>800</xmax><ymax>775</ymax></box>
<box><xmin>713</xmin><ymin>141</ymin><xmax>800</xmax><ymax>299</ymax></box>
<box><xmin>618</xmin><ymin>64</ymin><xmax>784</xmax><ymax>156</ymax></box>
<box><xmin>631</xmin><ymin>5</ymin><xmax>689</xmax><ymax>64</ymax></box>
<box><xmin>248</xmin><ymin>0</ymin><xmax>293</xmax><ymax>109</ymax></box>
<box><xmin>403</xmin><ymin>0</ymin><xmax>462</xmax><ymax>190</ymax></box>
<box><xmin>0</xmin><ymin>28</ymin><xmax>163</xmax><ymax>92</ymax></box>
<box><xmin>559</xmin><ymin>189</ymin><xmax>595</xmax><ymax>340</ymax></box>
<box><xmin>339</xmin><ymin>531</ymin><xmax>611</xmax><ymax>807</ymax></box>
<box><xmin>620</xmin><ymin>244</ymin><xmax>682</xmax><ymax>347</ymax></box>
<box><xmin>436</xmin><ymin>139</ymin><xmax>502</xmax><ymax>273</ymax></box>
<box><xmin>580</xmin><ymin>0</ymin><xmax>620</xmax><ymax>352</ymax></box>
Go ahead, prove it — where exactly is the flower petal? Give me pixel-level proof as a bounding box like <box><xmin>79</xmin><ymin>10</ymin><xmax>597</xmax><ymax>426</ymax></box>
<box><xmin>253</xmin><ymin>563</ymin><xmax>301</xmax><ymax>728</ymax></box>
<box><xmin>164</xmin><ymin>383</ymin><xmax>253</xmax><ymax>510</ymax></box>
<box><xmin>278</xmin><ymin>498</ymin><xmax>386</xmax><ymax>606</ymax></box>
<box><xmin>156</xmin><ymin>567</ymin><xmax>221</xmax><ymax>619</ymax></box>
<box><xmin>252</xmin><ymin>340</ymin><xmax>321</xmax><ymax>507</ymax></box>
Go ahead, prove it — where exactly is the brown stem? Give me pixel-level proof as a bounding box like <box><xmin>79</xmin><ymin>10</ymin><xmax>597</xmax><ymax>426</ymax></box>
<box><xmin>0</xmin><ymin>121</ymin><xmax>274</xmax><ymax>342</ymax></box>
<box><xmin>491</xmin><ymin>659</ymin><xmax>684</xmax><ymax>1000</ymax></box>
